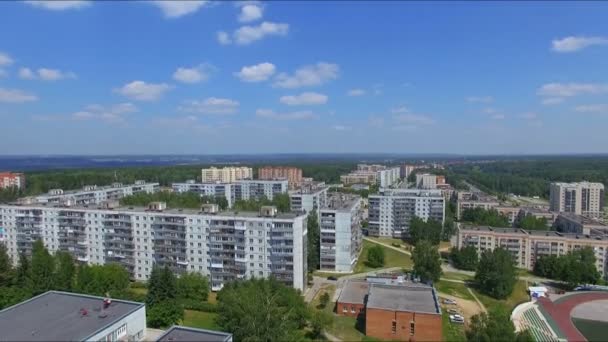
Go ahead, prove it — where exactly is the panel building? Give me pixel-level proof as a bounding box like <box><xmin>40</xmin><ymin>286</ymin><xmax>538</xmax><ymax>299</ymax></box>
<box><xmin>319</xmin><ymin>194</ymin><xmax>363</xmax><ymax>272</ymax></box>
<box><xmin>340</xmin><ymin>164</ymin><xmax>400</xmax><ymax>188</ymax></box>
<box><xmin>258</xmin><ymin>166</ymin><xmax>303</xmax><ymax>189</ymax></box>
<box><xmin>172</xmin><ymin>179</ymin><xmax>288</xmax><ymax>208</ymax></box>
<box><xmin>0</xmin><ymin>202</ymin><xmax>308</xmax><ymax>291</ymax></box>
<box><xmin>549</xmin><ymin>182</ymin><xmax>605</xmax><ymax>218</ymax></box>
<box><xmin>289</xmin><ymin>182</ymin><xmax>328</xmax><ymax>214</ymax></box>
<box><xmin>0</xmin><ymin>172</ymin><xmax>25</xmax><ymax>190</ymax></box>
<box><xmin>368</xmin><ymin>189</ymin><xmax>445</xmax><ymax>238</ymax></box>
<box><xmin>456</xmin><ymin>226</ymin><xmax>608</xmax><ymax>280</ymax></box>
<box><xmin>201</xmin><ymin>167</ymin><xmax>253</xmax><ymax>183</ymax></box>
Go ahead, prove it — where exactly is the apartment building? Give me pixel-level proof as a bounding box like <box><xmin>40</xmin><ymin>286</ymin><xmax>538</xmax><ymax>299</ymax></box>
<box><xmin>172</xmin><ymin>179</ymin><xmax>288</xmax><ymax>208</ymax></box>
<box><xmin>319</xmin><ymin>194</ymin><xmax>363</xmax><ymax>272</ymax></box>
<box><xmin>0</xmin><ymin>202</ymin><xmax>308</xmax><ymax>291</ymax></box>
<box><xmin>456</xmin><ymin>226</ymin><xmax>608</xmax><ymax>279</ymax></box>
<box><xmin>456</xmin><ymin>192</ymin><xmax>500</xmax><ymax>219</ymax></box>
<box><xmin>21</xmin><ymin>181</ymin><xmax>159</xmax><ymax>206</ymax></box>
<box><xmin>495</xmin><ymin>206</ymin><xmax>521</xmax><ymax>225</ymax></box>
<box><xmin>200</xmin><ymin>167</ymin><xmax>253</xmax><ymax>183</ymax></box>
<box><xmin>340</xmin><ymin>173</ymin><xmax>377</xmax><ymax>186</ymax></box>
<box><xmin>0</xmin><ymin>172</ymin><xmax>25</xmax><ymax>190</ymax></box>
<box><xmin>517</xmin><ymin>207</ymin><xmax>558</xmax><ymax>226</ymax></box>
<box><xmin>415</xmin><ymin>173</ymin><xmax>438</xmax><ymax>189</ymax></box>
<box><xmin>553</xmin><ymin>213</ymin><xmax>608</xmax><ymax>235</ymax></box>
<box><xmin>368</xmin><ymin>189</ymin><xmax>445</xmax><ymax>238</ymax></box>
<box><xmin>289</xmin><ymin>182</ymin><xmax>328</xmax><ymax>214</ymax></box>
<box><xmin>258</xmin><ymin>166</ymin><xmax>303</xmax><ymax>189</ymax></box>
<box><xmin>341</xmin><ymin>164</ymin><xmax>400</xmax><ymax>188</ymax></box>
<box><xmin>549</xmin><ymin>182</ymin><xmax>605</xmax><ymax>218</ymax></box>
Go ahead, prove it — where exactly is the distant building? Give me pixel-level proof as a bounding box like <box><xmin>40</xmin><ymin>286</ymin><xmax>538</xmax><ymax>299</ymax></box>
<box><xmin>416</xmin><ymin>173</ymin><xmax>438</xmax><ymax>189</ymax></box>
<box><xmin>341</xmin><ymin>164</ymin><xmax>400</xmax><ymax>188</ymax></box>
<box><xmin>172</xmin><ymin>179</ymin><xmax>288</xmax><ymax>208</ymax></box>
<box><xmin>258</xmin><ymin>166</ymin><xmax>303</xmax><ymax>189</ymax></box>
<box><xmin>517</xmin><ymin>207</ymin><xmax>558</xmax><ymax>226</ymax></box>
<box><xmin>319</xmin><ymin>194</ymin><xmax>363</xmax><ymax>272</ymax></box>
<box><xmin>495</xmin><ymin>206</ymin><xmax>521</xmax><ymax>225</ymax></box>
<box><xmin>156</xmin><ymin>326</ymin><xmax>232</xmax><ymax>342</ymax></box>
<box><xmin>23</xmin><ymin>181</ymin><xmax>159</xmax><ymax>206</ymax></box>
<box><xmin>0</xmin><ymin>291</ymin><xmax>146</xmax><ymax>341</ymax></box>
<box><xmin>201</xmin><ymin>167</ymin><xmax>253</xmax><ymax>183</ymax></box>
<box><xmin>289</xmin><ymin>182</ymin><xmax>328</xmax><ymax>214</ymax></box>
<box><xmin>0</xmin><ymin>172</ymin><xmax>25</xmax><ymax>190</ymax></box>
<box><xmin>368</xmin><ymin>189</ymin><xmax>445</xmax><ymax>238</ymax></box>
<box><xmin>456</xmin><ymin>191</ymin><xmax>500</xmax><ymax>219</ymax></box>
<box><xmin>549</xmin><ymin>182</ymin><xmax>605</xmax><ymax>218</ymax></box>
<box><xmin>553</xmin><ymin>213</ymin><xmax>608</xmax><ymax>235</ymax></box>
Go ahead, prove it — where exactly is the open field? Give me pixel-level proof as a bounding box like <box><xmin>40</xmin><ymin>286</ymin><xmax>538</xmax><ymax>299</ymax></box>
<box><xmin>435</xmin><ymin>281</ymin><xmax>475</xmax><ymax>301</ymax></box>
<box><xmin>353</xmin><ymin>239</ymin><xmax>413</xmax><ymax>273</ymax></box>
<box><xmin>182</xmin><ymin>310</ymin><xmax>220</xmax><ymax>331</ymax></box>
<box><xmin>470</xmin><ymin>280</ymin><xmax>529</xmax><ymax>312</ymax></box>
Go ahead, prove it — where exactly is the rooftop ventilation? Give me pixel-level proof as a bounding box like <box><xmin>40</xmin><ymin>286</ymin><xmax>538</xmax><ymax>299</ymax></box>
<box><xmin>201</xmin><ymin>203</ymin><xmax>219</xmax><ymax>214</ymax></box>
<box><xmin>260</xmin><ymin>206</ymin><xmax>278</xmax><ymax>217</ymax></box>
<box><xmin>148</xmin><ymin>201</ymin><xmax>167</xmax><ymax>211</ymax></box>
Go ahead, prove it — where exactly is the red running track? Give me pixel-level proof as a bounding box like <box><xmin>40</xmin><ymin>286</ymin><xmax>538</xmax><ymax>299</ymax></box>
<box><xmin>537</xmin><ymin>292</ymin><xmax>608</xmax><ymax>342</ymax></box>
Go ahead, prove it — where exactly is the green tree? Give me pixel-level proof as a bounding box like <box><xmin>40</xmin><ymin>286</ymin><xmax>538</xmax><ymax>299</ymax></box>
<box><xmin>0</xmin><ymin>286</ymin><xmax>31</xmax><ymax>310</ymax></box>
<box><xmin>15</xmin><ymin>252</ymin><xmax>30</xmax><ymax>287</ymax></box>
<box><xmin>309</xmin><ymin>309</ymin><xmax>333</xmax><ymax>339</ymax></box>
<box><xmin>516</xmin><ymin>215</ymin><xmax>548</xmax><ymax>230</ymax></box>
<box><xmin>146</xmin><ymin>265</ymin><xmax>177</xmax><ymax>306</ymax></box>
<box><xmin>146</xmin><ymin>299</ymin><xmax>184</xmax><ymax>328</ymax></box>
<box><xmin>466</xmin><ymin>306</ymin><xmax>517</xmax><ymax>342</ymax></box>
<box><xmin>216</xmin><ymin>278</ymin><xmax>308</xmax><ymax>342</ymax></box>
<box><xmin>307</xmin><ymin>210</ymin><xmax>320</xmax><ymax>271</ymax></box>
<box><xmin>412</xmin><ymin>240</ymin><xmax>442</xmax><ymax>282</ymax></box>
<box><xmin>366</xmin><ymin>245</ymin><xmax>385</xmax><ymax>268</ymax></box>
<box><xmin>319</xmin><ymin>292</ymin><xmax>330</xmax><ymax>309</ymax></box>
<box><xmin>451</xmin><ymin>246</ymin><xmax>479</xmax><ymax>271</ymax></box>
<box><xmin>74</xmin><ymin>264</ymin><xmax>129</xmax><ymax>296</ymax></box>
<box><xmin>53</xmin><ymin>251</ymin><xmax>75</xmax><ymax>291</ymax></box>
<box><xmin>533</xmin><ymin>247</ymin><xmax>600</xmax><ymax>287</ymax></box>
<box><xmin>146</xmin><ymin>266</ymin><xmax>182</xmax><ymax>328</ymax></box>
<box><xmin>475</xmin><ymin>248</ymin><xmax>517</xmax><ymax>299</ymax></box>
<box><xmin>461</xmin><ymin>208</ymin><xmax>510</xmax><ymax>227</ymax></box>
<box><xmin>30</xmin><ymin>240</ymin><xmax>55</xmax><ymax>294</ymax></box>
<box><xmin>272</xmin><ymin>193</ymin><xmax>291</xmax><ymax>212</ymax></box>
<box><xmin>409</xmin><ymin>217</ymin><xmax>442</xmax><ymax>246</ymax></box>
<box><xmin>176</xmin><ymin>272</ymin><xmax>209</xmax><ymax>303</ymax></box>
<box><xmin>0</xmin><ymin>244</ymin><xmax>12</xmax><ymax>286</ymax></box>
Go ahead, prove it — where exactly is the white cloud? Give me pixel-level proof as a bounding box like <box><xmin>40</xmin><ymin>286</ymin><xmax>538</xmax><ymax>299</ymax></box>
<box><xmin>24</xmin><ymin>0</ymin><xmax>90</xmax><ymax>11</ymax></box>
<box><xmin>0</xmin><ymin>52</ymin><xmax>13</xmax><ymax>66</ymax></box>
<box><xmin>18</xmin><ymin>67</ymin><xmax>76</xmax><ymax>81</ymax></box>
<box><xmin>233</xmin><ymin>21</ymin><xmax>289</xmax><ymax>45</ymax></box>
<box><xmin>466</xmin><ymin>96</ymin><xmax>493</xmax><ymax>103</ymax></box>
<box><xmin>280</xmin><ymin>92</ymin><xmax>328</xmax><ymax>106</ymax></box>
<box><xmin>273</xmin><ymin>62</ymin><xmax>339</xmax><ymax>89</ymax></box>
<box><xmin>180</xmin><ymin>97</ymin><xmax>240</xmax><ymax>115</ymax></box>
<box><xmin>172</xmin><ymin>64</ymin><xmax>213</xmax><ymax>84</ymax></box>
<box><xmin>574</xmin><ymin>104</ymin><xmax>608</xmax><ymax>113</ymax></box>
<box><xmin>0</xmin><ymin>88</ymin><xmax>38</xmax><ymax>103</ymax></box>
<box><xmin>347</xmin><ymin>89</ymin><xmax>366</xmax><ymax>96</ymax></box>
<box><xmin>541</xmin><ymin>97</ymin><xmax>564</xmax><ymax>105</ymax></box>
<box><xmin>333</xmin><ymin>125</ymin><xmax>351</xmax><ymax>131</ymax></box>
<box><xmin>71</xmin><ymin>102</ymin><xmax>138</xmax><ymax>123</ymax></box>
<box><xmin>234</xmin><ymin>62</ymin><xmax>276</xmax><ymax>82</ymax></box>
<box><xmin>217</xmin><ymin>31</ymin><xmax>232</xmax><ymax>45</ymax></box>
<box><xmin>537</xmin><ymin>83</ymin><xmax>608</xmax><ymax>97</ymax></box>
<box><xmin>151</xmin><ymin>0</ymin><xmax>209</xmax><ymax>18</ymax></box>
<box><xmin>552</xmin><ymin>36</ymin><xmax>608</xmax><ymax>53</ymax></box>
<box><xmin>256</xmin><ymin>108</ymin><xmax>317</xmax><ymax>120</ymax></box>
<box><xmin>18</xmin><ymin>68</ymin><xmax>35</xmax><ymax>80</ymax></box>
<box><xmin>238</xmin><ymin>4</ymin><xmax>263</xmax><ymax>22</ymax></box>
<box><xmin>114</xmin><ymin>81</ymin><xmax>172</xmax><ymax>101</ymax></box>
<box><xmin>393</xmin><ymin>113</ymin><xmax>436</xmax><ymax>125</ymax></box>
<box><xmin>391</xmin><ymin>106</ymin><xmax>409</xmax><ymax>114</ymax></box>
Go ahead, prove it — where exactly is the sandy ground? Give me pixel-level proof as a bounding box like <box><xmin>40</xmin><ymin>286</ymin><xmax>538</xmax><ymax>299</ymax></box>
<box><xmin>571</xmin><ymin>299</ymin><xmax>608</xmax><ymax>321</ymax></box>
<box><xmin>438</xmin><ymin>293</ymin><xmax>484</xmax><ymax>327</ymax></box>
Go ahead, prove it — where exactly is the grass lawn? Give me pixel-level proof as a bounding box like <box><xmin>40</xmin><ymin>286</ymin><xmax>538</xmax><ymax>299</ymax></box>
<box><xmin>207</xmin><ymin>291</ymin><xmax>217</xmax><ymax>304</ymax></box>
<box><xmin>313</xmin><ymin>270</ymin><xmax>351</xmax><ymax>279</ymax></box>
<box><xmin>470</xmin><ymin>280</ymin><xmax>529</xmax><ymax>312</ymax></box>
<box><xmin>129</xmin><ymin>287</ymin><xmax>147</xmax><ymax>296</ymax></box>
<box><xmin>435</xmin><ymin>280</ymin><xmax>475</xmax><ymax>301</ymax></box>
<box><xmin>442</xmin><ymin>311</ymin><xmax>466</xmax><ymax>342</ymax></box>
<box><xmin>182</xmin><ymin>310</ymin><xmax>221</xmax><ymax>331</ymax></box>
<box><xmin>366</xmin><ymin>236</ymin><xmax>412</xmax><ymax>250</ymax></box>
<box><xmin>310</xmin><ymin>283</ymin><xmax>367</xmax><ymax>341</ymax></box>
<box><xmin>354</xmin><ymin>239</ymin><xmax>413</xmax><ymax>273</ymax></box>
<box><xmin>442</xmin><ymin>272</ymin><xmax>474</xmax><ymax>281</ymax></box>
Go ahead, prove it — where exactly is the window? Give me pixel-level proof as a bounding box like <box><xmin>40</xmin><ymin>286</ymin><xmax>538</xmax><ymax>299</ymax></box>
<box><xmin>342</xmin><ymin>306</ymin><xmax>347</xmax><ymax>313</ymax></box>
<box><xmin>410</xmin><ymin>321</ymin><xmax>415</xmax><ymax>335</ymax></box>
<box><xmin>392</xmin><ymin>320</ymin><xmax>397</xmax><ymax>334</ymax></box>
<box><xmin>350</xmin><ymin>306</ymin><xmax>355</xmax><ymax>313</ymax></box>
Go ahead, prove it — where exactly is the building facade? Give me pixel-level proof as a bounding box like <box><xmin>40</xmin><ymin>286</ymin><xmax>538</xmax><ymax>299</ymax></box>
<box><xmin>415</xmin><ymin>173</ymin><xmax>438</xmax><ymax>189</ymax></box>
<box><xmin>456</xmin><ymin>226</ymin><xmax>608</xmax><ymax>280</ymax></box>
<box><xmin>368</xmin><ymin>189</ymin><xmax>445</xmax><ymax>238</ymax></box>
<box><xmin>341</xmin><ymin>165</ymin><xmax>400</xmax><ymax>188</ymax></box>
<box><xmin>0</xmin><ymin>172</ymin><xmax>25</xmax><ymax>190</ymax></box>
<box><xmin>289</xmin><ymin>183</ymin><xmax>328</xmax><ymax>214</ymax></box>
<box><xmin>258</xmin><ymin>166</ymin><xmax>303</xmax><ymax>189</ymax></box>
<box><xmin>319</xmin><ymin>194</ymin><xmax>363</xmax><ymax>272</ymax></box>
<box><xmin>200</xmin><ymin>167</ymin><xmax>253</xmax><ymax>183</ymax></box>
<box><xmin>552</xmin><ymin>213</ymin><xmax>608</xmax><ymax>235</ymax></box>
<box><xmin>549</xmin><ymin>182</ymin><xmax>605</xmax><ymax>218</ymax></box>
<box><xmin>0</xmin><ymin>203</ymin><xmax>308</xmax><ymax>291</ymax></box>
<box><xmin>23</xmin><ymin>181</ymin><xmax>159</xmax><ymax>206</ymax></box>
<box><xmin>172</xmin><ymin>179</ymin><xmax>289</xmax><ymax>208</ymax></box>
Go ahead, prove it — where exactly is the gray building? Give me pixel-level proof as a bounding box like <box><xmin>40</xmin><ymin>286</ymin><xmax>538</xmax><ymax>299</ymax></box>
<box><xmin>368</xmin><ymin>189</ymin><xmax>445</xmax><ymax>238</ymax></box>
<box><xmin>172</xmin><ymin>179</ymin><xmax>289</xmax><ymax>208</ymax></box>
<box><xmin>156</xmin><ymin>326</ymin><xmax>232</xmax><ymax>342</ymax></box>
<box><xmin>319</xmin><ymin>194</ymin><xmax>363</xmax><ymax>272</ymax></box>
<box><xmin>549</xmin><ymin>181</ymin><xmax>605</xmax><ymax>218</ymax></box>
<box><xmin>289</xmin><ymin>182</ymin><xmax>328</xmax><ymax>214</ymax></box>
<box><xmin>0</xmin><ymin>291</ymin><xmax>146</xmax><ymax>341</ymax></box>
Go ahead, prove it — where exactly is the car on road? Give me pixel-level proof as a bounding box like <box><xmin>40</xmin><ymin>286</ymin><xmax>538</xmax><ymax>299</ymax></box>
<box><xmin>327</xmin><ymin>276</ymin><xmax>338</xmax><ymax>281</ymax></box>
<box><xmin>443</xmin><ymin>298</ymin><xmax>457</xmax><ymax>305</ymax></box>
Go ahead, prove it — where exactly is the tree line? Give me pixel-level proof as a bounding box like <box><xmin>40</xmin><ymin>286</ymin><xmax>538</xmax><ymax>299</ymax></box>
<box><xmin>120</xmin><ymin>191</ymin><xmax>229</xmax><ymax>210</ymax></box>
<box><xmin>533</xmin><ymin>247</ymin><xmax>601</xmax><ymax>288</ymax></box>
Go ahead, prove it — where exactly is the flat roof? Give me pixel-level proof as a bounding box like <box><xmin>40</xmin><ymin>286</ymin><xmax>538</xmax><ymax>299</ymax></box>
<box><xmin>324</xmin><ymin>193</ymin><xmax>361</xmax><ymax>212</ymax></box>
<box><xmin>337</xmin><ymin>280</ymin><xmax>369</xmax><ymax>305</ymax></box>
<box><xmin>156</xmin><ymin>326</ymin><xmax>232</xmax><ymax>342</ymax></box>
<box><xmin>0</xmin><ymin>291</ymin><xmax>144</xmax><ymax>341</ymax></box>
<box><xmin>366</xmin><ymin>284</ymin><xmax>440</xmax><ymax>315</ymax></box>
<box><xmin>558</xmin><ymin>213</ymin><xmax>608</xmax><ymax>227</ymax></box>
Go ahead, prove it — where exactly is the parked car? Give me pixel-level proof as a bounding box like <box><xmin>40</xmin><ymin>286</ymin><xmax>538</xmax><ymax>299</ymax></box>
<box><xmin>447</xmin><ymin>309</ymin><xmax>460</xmax><ymax>314</ymax></box>
<box><xmin>327</xmin><ymin>276</ymin><xmax>338</xmax><ymax>281</ymax></box>
<box><xmin>449</xmin><ymin>314</ymin><xmax>465</xmax><ymax>324</ymax></box>
<box><xmin>443</xmin><ymin>298</ymin><xmax>457</xmax><ymax>305</ymax></box>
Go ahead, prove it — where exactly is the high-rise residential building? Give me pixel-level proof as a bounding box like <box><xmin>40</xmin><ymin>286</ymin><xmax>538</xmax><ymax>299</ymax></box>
<box><xmin>0</xmin><ymin>203</ymin><xmax>308</xmax><ymax>291</ymax></box>
<box><xmin>289</xmin><ymin>182</ymin><xmax>328</xmax><ymax>214</ymax></box>
<box><xmin>319</xmin><ymin>194</ymin><xmax>363</xmax><ymax>272</ymax></box>
<box><xmin>258</xmin><ymin>166</ymin><xmax>303</xmax><ymax>189</ymax></box>
<box><xmin>415</xmin><ymin>173</ymin><xmax>438</xmax><ymax>189</ymax></box>
<box><xmin>172</xmin><ymin>179</ymin><xmax>288</xmax><ymax>208</ymax></box>
<box><xmin>368</xmin><ymin>189</ymin><xmax>445</xmax><ymax>238</ymax></box>
<box><xmin>456</xmin><ymin>226</ymin><xmax>608</xmax><ymax>280</ymax></box>
<box><xmin>200</xmin><ymin>167</ymin><xmax>253</xmax><ymax>183</ymax></box>
<box><xmin>0</xmin><ymin>172</ymin><xmax>25</xmax><ymax>190</ymax></box>
<box><xmin>552</xmin><ymin>213</ymin><xmax>608</xmax><ymax>235</ymax></box>
<box><xmin>549</xmin><ymin>182</ymin><xmax>605</xmax><ymax>218</ymax></box>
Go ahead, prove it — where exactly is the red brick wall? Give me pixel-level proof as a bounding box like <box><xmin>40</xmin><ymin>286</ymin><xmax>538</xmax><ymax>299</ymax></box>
<box><xmin>336</xmin><ymin>301</ymin><xmax>365</xmax><ymax>317</ymax></box>
<box><xmin>365</xmin><ymin>308</ymin><xmax>442</xmax><ymax>341</ymax></box>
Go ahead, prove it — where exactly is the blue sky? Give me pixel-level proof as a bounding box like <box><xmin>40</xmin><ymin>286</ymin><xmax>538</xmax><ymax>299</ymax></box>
<box><xmin>1</xmin><ymin>1</ymin><xmax>608</xmax><ymax>155</ymax></box>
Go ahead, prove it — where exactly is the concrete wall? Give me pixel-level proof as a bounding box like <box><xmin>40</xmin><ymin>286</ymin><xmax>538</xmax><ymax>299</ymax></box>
<box><xmin>365</xmin><ymin>308</ymin><xmax>442</xmax><ymax>342</ymax></box>
<box><xmin>88</xmin><ymin>305</ymin><xmax>146</xmax><ymax>341</ymax></box>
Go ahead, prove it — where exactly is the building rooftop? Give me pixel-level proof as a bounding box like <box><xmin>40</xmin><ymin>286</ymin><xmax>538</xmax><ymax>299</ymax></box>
<box><xmin>366</xmin><ymin>284</ymin><xmax>440</xmax><ymax>315</ymax></box>
<box><xmin>337</xmin><ymin>280</ymin><xmax>369</xmax><ymax>305</ymax></box>
<box><xmin>374</xmin><ymin>188</ymin><xmax>443</xmax><ymax>197</ymax></box>
<box><xmin>156</xmin><ymin>326</ymin><xmax>232</xmax><ymax>342</ymax></box>
<box><xmin>461</xmin><ymin>226</ymin><xmax>608</xmax><ymax>241</ymax></box>
<box><xmin>324</xmin><ymin>193</ymin><xmax>361</xmax><ymax>212</ymax></box>
<box><xmin>35</xmin><ymin>181</ymin><xmax>158</xmax><ymax>197</ymax></box>
<box><xmin>557</xmin><ymin>213</ymin><xmax>608</xmax><ymax>227</ymax></box>
<box><xmin>0</xmin><ymin>291</ymin><xmax>144</xmax><ymax>341</ymax></box>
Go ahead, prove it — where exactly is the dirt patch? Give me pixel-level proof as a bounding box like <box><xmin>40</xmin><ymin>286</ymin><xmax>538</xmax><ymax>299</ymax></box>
<box><xmin>438</xmin><ymin>293</ymin><xmax>484</xmax><ymax>327</ymax></box>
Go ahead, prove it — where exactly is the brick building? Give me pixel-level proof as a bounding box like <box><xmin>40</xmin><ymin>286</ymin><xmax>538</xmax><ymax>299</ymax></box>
<box><xmin>336</xmin><ymin>280</ymin><xmax>368</xmax><ymax>318</ymax></box>
<box><xmin>0</xmin><ymin>172</ymin><xmax>25</xmax><ymax>190</ymax></box>
<box><xmin>258</xmin><ymin>166</ymin><xmax>303</xmax><ymax>188</ymax></box>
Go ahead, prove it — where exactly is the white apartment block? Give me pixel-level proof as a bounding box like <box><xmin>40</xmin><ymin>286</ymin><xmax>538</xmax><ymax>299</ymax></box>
<box><xmin>456</xmin><ymin>226</ymin><xmax>608</xmax><ymax>280</ymax></box>
<box><xmin>319</xmin><ymin>194</ymin><xmax>363</xmax><ymax>273</ymax></box>
<box><xmin>0</xmin><ymin>202</ymin><xmax>308</xmax><ymax>291</ymax></box>
<box><xmin>416</xmin><ymin>173</ymin><xmax>437</xmax><ymax>189</ymax></box>
<box><xmin>201</xmin><ymin>167</ymin><xmax>253</xmax><ymax>183</ymax></box>
<box><xmin>368</xmin><ymin>189</ymin><xmax>445</xmax><ymax>238</ymax></box>
<box><xmin>289</xmin><ymin>183</ymin><xmax>328</xmax><ymax>214</ymax></box>
<box><xmin>21</xmin><ymin>181</ymin><xmax>159</xmax><ymax>206</ymax></box>
<box><xmin>340</xmin><ymin>165</ymin><xmax>400</xmax><ymax>188</ymax></box>
<box><xmin>377</xmin><ymin>167</ymin><xmax>401</xmax><ymax>188</ymax></box>
<box><xmin>172</xmin><ymin>179</ymin><xmax>288</xmax><ymax>208</ymax></box>
<box><xmin>549</xmin><ymin>182</ymin><xmax>605</xmax><ymax>218</ymax></box>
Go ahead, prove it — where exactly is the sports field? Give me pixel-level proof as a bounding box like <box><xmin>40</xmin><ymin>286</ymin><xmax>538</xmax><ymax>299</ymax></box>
<box><xmin>572</xmin><ymin>318</ymin><xmax>608</xmax><ymax>342</ymax></box>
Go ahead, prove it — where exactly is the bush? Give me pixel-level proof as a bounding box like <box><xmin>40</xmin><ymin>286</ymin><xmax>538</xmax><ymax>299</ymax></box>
<box><xmin>182</xmin><ymin>301</ymin><xmax>218</xmax><ymax>313</ymax></box>
<box><xmin>366</xmin><ymin>245</ymin><xmax>385</xmax><ymax>268</ymax></box>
